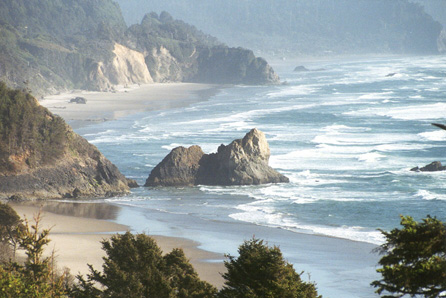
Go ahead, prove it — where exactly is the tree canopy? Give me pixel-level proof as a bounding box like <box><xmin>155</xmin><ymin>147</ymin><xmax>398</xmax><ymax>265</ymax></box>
<box><xmin>72</xmin><ymin>232</ymin><xmax>217</xmax><ymax>298</ymax></box>
<box><xmin>219</xmin><ymin>238</ymin><xmax>321</xmax><ymax>298</ymax></box>
<box><xmin>372</xmin><ymin>215</ymin><xmax>446</xmax><ymax>298</ymax></box>
<box><xmin>0</xmin><ymin>203</ymin><xmax>22</xmax><ymax>262</ymax></box>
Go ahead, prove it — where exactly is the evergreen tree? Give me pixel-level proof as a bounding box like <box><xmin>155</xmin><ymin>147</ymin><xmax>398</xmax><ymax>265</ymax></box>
<box><xmin>0</xmin><ymin>211</ymin><xmax>69</xmax><ymax>297</ymax></box>
<box><xmin>72</xmin><ymin>232</ymin><xmax>217</xmax><ymax>298</ymax></box>
<box><xmin>372</xmin><ymin>215</ymin><xmax>446</xmax><ymax>298</ymax></box>
<box><xmin>219</xmin><ymin>238</ymin><xmax>321</xmax><ymax>298</ymax></box>
<box><xmin>0</xmin><ymin>202</ymin><xmax>23</xmax><ymax>261</ymax></box>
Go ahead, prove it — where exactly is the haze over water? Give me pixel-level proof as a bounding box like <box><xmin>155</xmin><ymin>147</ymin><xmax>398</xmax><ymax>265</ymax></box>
<box><xmin>76</xmin><ymin>55</ymin><xmax>446</xmax><ymax>297</ymax></box>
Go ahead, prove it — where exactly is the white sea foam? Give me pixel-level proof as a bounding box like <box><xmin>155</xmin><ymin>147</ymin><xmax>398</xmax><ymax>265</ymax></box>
<box><xmin>229</xmin><ymin>203</ymin><xmax>384</xmax><ymax>245</ymax></box>
<box><xmin>375</xmin><ymin>143</ymin><xmax>430</xmax><ymax>152</ymax></box>
<box><xmin>357</xmin><ymin>92</ymin><xmax>393</xmax><ymax>100</ymax></box>
<box><xmin>267</xmin><ymin>85</ymin><xmax>319</xmax><ymax>98</ymax></box>
<box><xmin>415</xmin><ymin>190</ymin><xmax>446</xmax><ymax>201</ymax></box>
<box><xmin>418</xmin><ymin>130</ymin><xmax>446</xmax><ymax>142</ymax></box>
<box><xmin>357</xmin><ymin>152</ymin><xmax>386</xmax><ymax>163</ymax></box>
<box><xmin>346</xmin><ymin>103</ymin><xmax>446</xmax><ymax>120</ymax></box>
<box><xmin>161</xmin><ymin>143</ymin><xmax>195</xmax><ymax>151</ymax></box>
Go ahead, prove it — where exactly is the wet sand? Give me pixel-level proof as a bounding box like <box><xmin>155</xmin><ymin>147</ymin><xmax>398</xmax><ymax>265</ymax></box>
<box><xmin>40</xmin><ymin>83</ymin><xmax>219</xmax><ymax>129</ymax></box>
<box><xmin>10</xmin><ymin>203</ymin><xmax>226</xmax><ymax>288</ymax></box>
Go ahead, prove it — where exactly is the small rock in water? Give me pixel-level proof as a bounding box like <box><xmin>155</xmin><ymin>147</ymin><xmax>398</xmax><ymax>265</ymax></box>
<box><xmin>69</xmin><ymin>96</ymin><xmax>87</xmax><ymax>104</ymax></box>
<box><xmin>410</xmin><ymin>161</ymin><xmax>446</xmax><ymax>172</ymax></box>
<box><xmin>294</xmin><ymin>65</ymin><xmax>310</xmax><ymax>72</ymax></box>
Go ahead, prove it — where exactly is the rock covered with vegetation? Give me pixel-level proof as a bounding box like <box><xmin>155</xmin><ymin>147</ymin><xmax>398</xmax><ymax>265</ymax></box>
<box><xmin>145</xmin><ymin>128</ymin><xmax>289</xmax><ymax>186</ymax></box>
<box><xmin>0</xmin><ymin>0</ymin><xmax>279</xmax><ymax>96</ymax></box>
<box><xmin>0</xmin><ymin>83</ymin><xmax>134</xmax><ymax>200</ymax></box>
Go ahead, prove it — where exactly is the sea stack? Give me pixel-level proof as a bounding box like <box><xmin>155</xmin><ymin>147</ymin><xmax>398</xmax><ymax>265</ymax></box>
<box><xmin>145</xmin><ymin>128</ymin><xmax>289</xmax><ymax>186</ymax></box>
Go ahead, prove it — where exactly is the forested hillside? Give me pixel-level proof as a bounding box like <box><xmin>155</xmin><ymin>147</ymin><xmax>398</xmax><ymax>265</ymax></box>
<box><xmin>117</xmin><ymin>0</ymin><xmax>443</xmax><ymax>57</ymax></box>
<box><xmin>0</xmin><ymin>0</ymin><xmax>279</xmax><ymax>96</ymax></box>
<box><xmin>0</xmin><ymin>82</ymin><xmax>133</xmax><ymax>199</ymax></box>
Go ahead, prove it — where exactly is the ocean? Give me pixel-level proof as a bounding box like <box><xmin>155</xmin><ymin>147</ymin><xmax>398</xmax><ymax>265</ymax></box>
<box><xmin>76</xmin><ymin>55</ymin><xmax>446</xmax><ymax>297</ymax></box>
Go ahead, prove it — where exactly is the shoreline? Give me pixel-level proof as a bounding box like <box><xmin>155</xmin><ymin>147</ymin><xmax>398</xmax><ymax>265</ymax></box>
<box><xmin>40</xmin><ymin>83</ymin><xmax>222</xmax><ymax>129</ymax></box>
<box><xmin>8</xmin><ymin>199</ymin><xmax>380</xmax><ymax>297</ymax></box>
<box><xmin>10</xmin><ymin>202</ymin><xmax>226</xmax><ymax>288</ymax></box>
<box><xmin>29</xmin><ymin>80</ymin><xmax>381</xmax><ymax>296</ymax></box>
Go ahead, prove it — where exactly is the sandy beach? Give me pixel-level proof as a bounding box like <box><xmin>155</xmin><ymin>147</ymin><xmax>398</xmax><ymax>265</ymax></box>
<box><xmin>18</xmin><ymin>81</ymin><xmax>381</xmax><ymax>297</ymax></box>
<box><xmin>10</xmin><ymin>202</ymin><xmax>226</xmax><ymax>288</ymax></box>
<box><xmin>26</xmin><ymin>82</ymin><xmax>227</xmax><ymax>287</ymax></box>
<box><xmin>40</xmin><ymin>83</ymin><xmax>219</xmax><ymax>129</ymax></box>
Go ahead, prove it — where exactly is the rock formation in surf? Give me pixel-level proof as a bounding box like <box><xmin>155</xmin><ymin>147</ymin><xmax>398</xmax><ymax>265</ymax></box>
<box><xmin>0</xmin><ymin>83</ymin><xmax>136</xmax><ymax>200</ymax></box>
<box><xmin>410</xmin><ymin>123</ymin><xmax>446</xmax><ymax>172</ymax></box>
<box><xmin>145</xmin><ymin>128</ymin><xmax>289</xmax><ymax>186</ymax></box>
<box><xmin>411</xmin><ymin>161</ymin><xmax>446</xmax><ymax>172</ymax></box>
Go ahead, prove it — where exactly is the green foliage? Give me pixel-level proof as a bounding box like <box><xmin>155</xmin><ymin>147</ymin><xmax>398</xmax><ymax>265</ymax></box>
<box><xmin>116</xmin><ymin>0</ymin><xmax>442</xmax><ymax>55</ymax></box>
<box><xmin>219</xmin><ymin>238</ymin><xmax>321</xmax><ymax>298</ymax></box>
<box><xmin>0</xmin><ymin>211</ymin><xmax>69</xmax><ymax>297</ymax></box>
<box><xmin>128</xmin><ymin>11</ymin><xmax>220</xmax><ymax>62</ymax></box>
<box><xmin>0</xmin><ymin>82</ymin><xmax>68</xmax><ymax>172</ymax></box>
<box><xmin>372</xmin><ymin>215</ymin><xmax>446</xmax><ymax>298</ymax></box>
<box><xmin>72</xmin><ymin>232</ymin><xmax>217</xmax><ymax>298</ymax></box>
<box><xmin>0</xmin><ymin>0</ymin><xmax>126</xmax><ymax>41</ymax></box>
<box><xmin>0</xmin><ymin>203</ymin><xmax>23</xmax><ymax>262</ymax></box>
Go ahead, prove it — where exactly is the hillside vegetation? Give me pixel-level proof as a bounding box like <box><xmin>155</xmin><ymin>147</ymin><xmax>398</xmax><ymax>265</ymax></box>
<box><xmin>0</xmin><ymin>83</ymin><xmax>132</xmax><ymax>199</ymax></box>
<box><xmin>0</xmin><ymin>0</ymin><xmax>279</xmax><ymax>96</ymax></box>
<box><xmin>117</xmin><ymin>0</ymin><xmax>443</xmax><ymax>57</ymax></box>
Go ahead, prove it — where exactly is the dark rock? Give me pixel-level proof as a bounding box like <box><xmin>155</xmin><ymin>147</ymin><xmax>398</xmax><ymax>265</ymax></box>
<box><xmin>145</xmin><ymin>129</ymin><xmax>289</xmax><ymax>187</ymax></box>
<box><xmin>126</xmin><ymin>179</ymin><xmax>139</xmax><ymax>188</ymax></box>
<box><xmin>8</xmin><ymin>195</ymin><xmax>24</xmax><ymax>202</ymax></box>
<box><xmin>410</xmin><ymin>166</ymin><xmax>420</xmax><ymax>172</ymax></box>
<box><xmin>194</xmin><ymin>47</ymin><xmax>280</xmax><ymax>85</ymax></box>
<box><xmin>411</xmin><ymin>161</ymin><xmax>446</xmax><ymax>172</ymax></box>
<box><xmin>294</xmin><ymin>66</ymin><xmax>310</xmax><ymax>72</ymax></box>
<box><xmin>294</xmin><ymin>66</ymin><xmax>326</xmax><ymax>72</ymax></box>
<box><xmin>69</xmin><ymin>97</ymin><xmax>87</xmax><ymax>104</ymax></box>
<box><xmin>385</xmin><ymin>73</ymin><xmax>397</xmax><ymax>77</ymax></box>
<box><xmin>145</xmin><ymin>146</ymin><xmax>205</xmax><ymax>186</ymax></box>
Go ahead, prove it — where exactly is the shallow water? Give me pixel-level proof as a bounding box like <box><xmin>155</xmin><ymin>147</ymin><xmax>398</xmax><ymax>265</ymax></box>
<box><xmin>75</xmin><ymin>55</ymin><xmax>446</xmax><ymax>297</ymax></box>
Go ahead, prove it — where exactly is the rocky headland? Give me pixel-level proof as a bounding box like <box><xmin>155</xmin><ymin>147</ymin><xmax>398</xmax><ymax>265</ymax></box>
<box><xmin>145</xmin><ymin>128</ymin><xmax>289</xmax><ymax>186</ymax></box>
<box><xmin>0</xmin><ymin>1</ymin><xmax>279</xmax><ymax>96</ymax></box>
<box><xmin>0</xmin><ymin>83</ymin><xmax>135</xmax><ymax>200</ymax></box>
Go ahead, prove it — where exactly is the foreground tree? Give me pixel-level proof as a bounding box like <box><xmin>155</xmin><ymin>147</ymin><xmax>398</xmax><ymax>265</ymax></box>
<box><xmin>219</xmin><ymin>238</ymin><xmax>321</xmax><ymax>298</ymax></box>
<box><xmin>371</xmin><ymin>215</ymin><xmax>446</xmax><ymax>298</ymax></box>
<box><xmin>72</xmin><ymin>232</ymin><xmax>216</xmax><ymax>298</ymax></box>
<box><xmin>0</xmin><ymin>211</ymin><xmax>69</xmax><ymax>297</ymax></box>
<box><xmin>0</xmin><ymin>203</ymin><xmax>22</xmax><ymax>262</ymax></box>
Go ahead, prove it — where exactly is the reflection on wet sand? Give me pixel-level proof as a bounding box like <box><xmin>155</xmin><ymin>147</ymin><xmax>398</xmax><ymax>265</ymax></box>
<box><xmin>18</xmin><ymin>201</ymin><xmax>120</xmax><ymax>220</ymax></box>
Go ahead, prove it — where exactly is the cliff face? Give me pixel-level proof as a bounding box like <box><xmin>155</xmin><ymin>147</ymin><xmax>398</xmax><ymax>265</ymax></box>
<box><xmin>145</xmin><ymin>129</ymin><xmax>289</xmax><ymax>187</ymax></box>
<box><xmin>126</xmin><ymin>12</ymin><xmax>280</xmax><ymax>85</ymax></box>
<box><xmin>193</xmin><ymin>47</ymin><xmax>280</xmax><ymax>85</ymax></box>
<box><xmin>0</xmin><ymin>83</ymin><xmax>134</xmax><ymax>200</ymax></box>
<box><xmin>0</xmin><ymin>1</ymin><xmax>279</xmax><ymax>96</ymax></box>
<box><xmin>87</xmin><ymin>43</ymin><xmax>154</xmax><ymax>91</ymax></box>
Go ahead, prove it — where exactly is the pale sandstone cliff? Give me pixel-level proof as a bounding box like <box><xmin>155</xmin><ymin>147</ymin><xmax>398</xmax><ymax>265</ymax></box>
<box><xmin>87</xmin><ymin>43</ymin><xmax>153</xmax><ymax>91</ymax></box>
